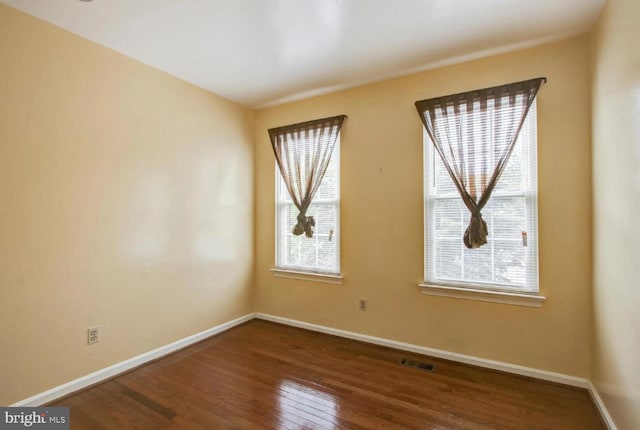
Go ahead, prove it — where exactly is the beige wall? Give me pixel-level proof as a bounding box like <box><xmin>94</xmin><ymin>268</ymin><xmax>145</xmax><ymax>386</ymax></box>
<box><xmin>1</xmin><ymin>0</ymin><xmax>613</xmax><ymax>415</ymax></box>
<box><xmin>0</xmin><ymin>5</ymin><xmax>254</xmax><ymax>405</ymax></box>
<box><xmin>591</xmin><ymin>0</ymin><xmax>640</xmax><ymax>428</ymax></box>
<box><xmin>255</xmin><ymin>36</ymin><xmax>593</xmax><ymax>377</ymax></box>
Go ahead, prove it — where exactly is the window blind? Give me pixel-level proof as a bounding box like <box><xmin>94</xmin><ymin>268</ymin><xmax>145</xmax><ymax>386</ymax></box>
<box><xmin>424</xmin><ymin>101</ymin><xmax>538</xmax><ymax>292</ymax></box>
<box><xmin>276</xmin><ymin>137</ymin><xmax>340</xmax><ymax>274</ymax></box>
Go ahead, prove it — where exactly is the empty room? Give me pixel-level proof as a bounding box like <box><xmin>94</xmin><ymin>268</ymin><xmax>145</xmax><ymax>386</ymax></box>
<box><xmin>0</xmin><ymin>0</ymin><xmax>638</xmax><ymax>428</ymax></box>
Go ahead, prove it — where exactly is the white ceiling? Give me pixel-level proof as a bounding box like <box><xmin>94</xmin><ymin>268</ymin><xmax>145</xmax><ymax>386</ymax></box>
<box><xmin>1</xmin><ymin>0</ymin><xmax>604</xmax><ymax>108</ymax></box>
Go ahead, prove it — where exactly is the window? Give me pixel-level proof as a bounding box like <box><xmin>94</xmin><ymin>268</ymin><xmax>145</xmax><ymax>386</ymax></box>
<box><xmin>275</xmin><ymin>136</ymin><xmax>340</xmax><ymax>276</ymax></box>
<box><xmin>423</xmin><ymin>101</ymin><xmax>539</xmax><ymax>295</ymax></box>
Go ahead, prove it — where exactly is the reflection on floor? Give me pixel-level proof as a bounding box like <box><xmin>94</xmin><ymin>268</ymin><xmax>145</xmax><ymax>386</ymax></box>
<box><xmin>52</xmin><ymin>319</ymin><xmax>605</xmax><ymax>429</ymax></box>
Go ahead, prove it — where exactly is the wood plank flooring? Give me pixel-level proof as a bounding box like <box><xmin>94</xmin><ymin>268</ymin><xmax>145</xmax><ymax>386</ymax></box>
<box><xmin>51</xmin><ymin>319</ymin><xmax>604</xmax><ymax>429</ymax></box>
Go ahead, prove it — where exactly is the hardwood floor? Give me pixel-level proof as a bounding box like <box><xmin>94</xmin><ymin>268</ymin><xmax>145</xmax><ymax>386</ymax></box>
<box><xmin>52</xmin><ymin>320</ymin><xmax>604</xmax><ymax>429</ymax></box>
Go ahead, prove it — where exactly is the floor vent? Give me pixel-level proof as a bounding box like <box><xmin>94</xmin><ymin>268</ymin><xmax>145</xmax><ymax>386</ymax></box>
<box><xmin>399</xmin><ymin>358</ymin><xmax>435</xmax><ymax>372</ymax></box>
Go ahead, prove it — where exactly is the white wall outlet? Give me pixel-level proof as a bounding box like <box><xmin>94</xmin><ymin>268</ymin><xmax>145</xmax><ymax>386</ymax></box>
<box><xmin>87</xmin><ymin>326</ymin><xmax>100</xmax><ymax>345</ymax></box>
<box><xmin>359</xmin><ymin>298</ymin><xmax>367</xmax><ymax>312</ymax></box>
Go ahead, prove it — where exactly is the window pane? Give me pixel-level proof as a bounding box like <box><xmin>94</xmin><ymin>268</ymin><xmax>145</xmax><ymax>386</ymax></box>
<box><xmin>314</xmin><ymin>162</ymin><xmax>338</xmax><ymax>200</ymax></box>
<box><xmin>276</xmin><ymin>137</ymin><xmax>340</xmax><ymax>273</ymax></box>
<box><xmin>434</xmin><ymin>238</ymin><xmax>463</xmax><ymax>280</ymax></box>
<box><xmin>433</xmin><ymin>153</ymin><xmax>458</xmax><ymax>195</ymax></box>
<box><xmin>424</xmin><ymin>101</ymin><xmax>538</xmax><ymax>292</ymax></box>
<box><xmin>286</xmin><ymin>234</ymin><xmax>299</xmax><ymax>266</ymax></box>
<box><xmin>493</xmin><ymin>132</ymin><xmax>524</xmax><ymax>194</ymax></box>
<box><xmin>432</xmin><ymin>199</ymin><xmax>464</xmax><ymax>238</ymax></box>
<box><xmin>427</xmin><ymin>197</ymin><xmax>529</xmax><ymax>288</ymax></box>
<box><xmin>493</xmin><ymin>239</ymin><xmax>526</xmax><ymax>285</ymax></box>
<box><xmin>462</xmin><ymin>244</ymin><xmax>493</xmax><ymax>283</ymax></box>
<box><xmin>299</xmin><ymin>237</ymin><xmax>317</xmax><ymax>268</ymax></box>
<box><xmin>285</xmin><ymin>203</ymin><xmax>298</xmax><ymax>231</ymax></box>
<box><xmin>309</xmin><ymin>202</ymin><xmax>337</xmax><ymax>235</ymax></box>
<box><xmin>317</xmin><ymin>235</ymin><xmax>338</xmax><ymax>271</ymax></box>
<box><xmin>489</xmin><ymin>197</ymin><xmax>525</xmax><ymax>240</ymax></box>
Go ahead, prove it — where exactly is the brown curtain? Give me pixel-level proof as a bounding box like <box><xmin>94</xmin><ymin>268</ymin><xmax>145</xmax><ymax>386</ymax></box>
<box><xmin>415</xmin><ymin>77</ymin><xmax>545</xmax><ymax>249</ymax></box>
<box><xmin>269</xmin><ymin>115</ymin><xmax>346</xmax><ymax>238</ymax></box>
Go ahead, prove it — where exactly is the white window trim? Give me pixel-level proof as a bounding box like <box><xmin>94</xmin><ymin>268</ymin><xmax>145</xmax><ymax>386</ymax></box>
<box><xmin>270</xmin><ymin>268</ymin><xmax>343</xmax><ymax>285</ymax></box>
<box><xmin>421</xmin><ymin>101</ymin><xmax>543</xmax><ymax>306</ymax></box>
<box><xmin>418</xmin><ymin>283</ymin><xmax>545</xmax><ymax>307</ymax></box>
<box><xmin>274</xmin><ymin>137</ymin><xmax>341</xmax><ymax>277</ymax></box>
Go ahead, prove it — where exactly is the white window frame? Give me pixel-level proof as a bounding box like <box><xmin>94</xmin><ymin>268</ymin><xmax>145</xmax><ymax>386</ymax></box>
<box><xmin>272</xmin><ymin>137</ymin><xmax>341</xmax><ymax>283</ymax></box>
<box><xmin>420</xmin><ymin>102</ymin><xmax>544</xmax><ymax>307</ymax></box>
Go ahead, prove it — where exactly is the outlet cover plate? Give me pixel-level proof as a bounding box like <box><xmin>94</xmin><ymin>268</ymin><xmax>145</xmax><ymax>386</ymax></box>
<box><xmin>87</xmin><ymin>326</ymin><xmax>100</xmax><ymax>345</ymax></box>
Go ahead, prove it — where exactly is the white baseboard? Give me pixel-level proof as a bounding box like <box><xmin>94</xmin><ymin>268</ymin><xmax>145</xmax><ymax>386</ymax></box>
<box><xmin>11</xmin><ymin>313</ymin><xmax>255</xmax><ymax>407</ymax></box>
<box><xmin>256</xmin><ymin>313</ymin><xmax>622</xmax><ymax>427</ymax></box>
<box><xmin>587</xmin><ymin>382</ymin><xmax>617</xmax><ymax>430</ymax></box>
<box><xmin>255</xmin><ymin>313</ymin><xmax>590</xmax><ymax>388</ymax></box>
<box><xmin>11</xmin><ymin>312</ymin><xmax>617</xmax><ymax>430</ymax></box>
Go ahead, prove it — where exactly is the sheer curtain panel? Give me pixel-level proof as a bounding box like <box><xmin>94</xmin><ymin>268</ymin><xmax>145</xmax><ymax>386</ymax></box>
<box><xmin>415</xmin><ymin>78</ymin><xmax>545</xmax><ymax>248</ymax></box>
<box><xmin>269</xmin><ymin>115</ymin><xmax>346</xmax><ymax>238</ymax></box>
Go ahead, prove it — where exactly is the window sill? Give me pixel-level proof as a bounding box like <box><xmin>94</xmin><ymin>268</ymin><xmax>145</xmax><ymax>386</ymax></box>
<box><xmin>418</xmin><ymin>283</ymin><xmax>545</xmax><ymax>308</ymax></box>
<box><xmin>271</xmin><ymin>268</ymin><xmax>343</xmax><ymax>285</ymax></box>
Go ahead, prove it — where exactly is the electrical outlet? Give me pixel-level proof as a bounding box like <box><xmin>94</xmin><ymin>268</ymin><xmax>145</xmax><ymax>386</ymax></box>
<box><xmin>87</xmin><ymin>326</ymin><xmax>100</xmax><ymax>345</ymax></box>
<box><xmin>359</xmin><ymin>298</ymin><xmax>367</xmax><ymax>312</ymax></box>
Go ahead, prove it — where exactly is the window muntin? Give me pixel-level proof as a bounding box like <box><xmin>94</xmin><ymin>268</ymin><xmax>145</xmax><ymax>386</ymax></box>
<box><xmin>424</xmin><ymin>102</ymin><xmax>538</xmax><ymax>292</ymax></box>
